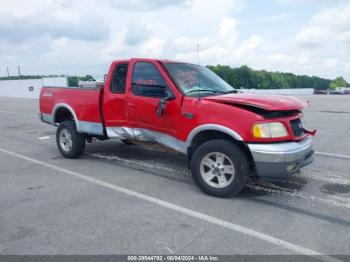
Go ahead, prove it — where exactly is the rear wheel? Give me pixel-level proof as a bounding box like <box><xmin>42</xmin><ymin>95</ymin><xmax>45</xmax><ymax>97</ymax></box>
<box><xmin>121</xmin><ymin>139</ymin><xmax>135</xmax><ymax>146</ymax></box>
<box><xmin>191</xmin><ymin>139</ymin><xmax>249</xmax><ymax>197</ymax></box>
<box><xmin>56</xmin><ymin>121</ymin><xmax>85</xmax><ymax>158</ymax></box>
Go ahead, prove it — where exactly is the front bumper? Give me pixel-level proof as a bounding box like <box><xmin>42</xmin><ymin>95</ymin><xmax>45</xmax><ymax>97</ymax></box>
<box><xmin>248</xmin><ymin>136</ymin><xmax>314</xmax><ymax>179</ymax></box>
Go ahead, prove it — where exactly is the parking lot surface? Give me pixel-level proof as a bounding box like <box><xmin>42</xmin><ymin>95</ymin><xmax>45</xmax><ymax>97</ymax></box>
<box><xmin>0</xmin><ymin>96</ymin><xmax>349</xmax><ymax>256</ymax></box>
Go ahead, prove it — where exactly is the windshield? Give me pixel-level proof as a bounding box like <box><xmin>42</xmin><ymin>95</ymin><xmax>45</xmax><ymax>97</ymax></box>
<box><xmin>165</xmin><ymin>63</ymin><xmax>237</xmax><ymax>96</ymax></box>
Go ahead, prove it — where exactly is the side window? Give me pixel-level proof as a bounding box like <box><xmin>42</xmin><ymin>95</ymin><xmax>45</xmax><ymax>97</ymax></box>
<box><xmin>111</xmin><ymin>64</ymin><xmax>128</xmax><ymax>94</ymax></box>
<box><xmin>132</xmin><ymin>62</ymin><xmax>169</xmax><ymax>98</ymax></box>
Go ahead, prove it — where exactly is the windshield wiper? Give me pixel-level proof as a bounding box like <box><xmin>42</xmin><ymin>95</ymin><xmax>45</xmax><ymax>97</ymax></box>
<box><xmin>186</xmin><ymin>89</ymin><xmax>224</xmax><ymax>94</ymax></box>
<box><xmin>186</xmin><ymin>89</ymin><xmax>239</xmax><ymax>96</ymax></box>
<box><xmin>223</xmin><ymin>89</ymin><xmax>239</xmax><ymax>94</ymax></box>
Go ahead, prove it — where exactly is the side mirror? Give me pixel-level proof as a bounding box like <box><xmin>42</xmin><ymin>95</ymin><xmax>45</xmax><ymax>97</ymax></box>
<box><xmin>156</xmin><ymin>91</ymin><xmax>175</xmax><ymax>117</ymax></box>
<box><xmin>165</xmin><ymin>91</ymin><xmax>175</xmax><ymax>100</ymax></box>
<box><xmin>156</xmin><ymin>98</ymin><xmax>166</xmax><ymax>117</ymax></box>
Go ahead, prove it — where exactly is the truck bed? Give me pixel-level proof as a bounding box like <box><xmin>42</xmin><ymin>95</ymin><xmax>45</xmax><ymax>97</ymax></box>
<box><xmin>39</xmin><ymin>86</ymin><xmax>103</xmax><ymax>134</ymax></box>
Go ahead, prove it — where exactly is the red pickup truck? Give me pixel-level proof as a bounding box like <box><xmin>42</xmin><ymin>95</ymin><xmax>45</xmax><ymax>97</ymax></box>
<box><xmin>39</xmin><ymin>58</ymin><xmax>315</xmax><ymax>197</ymax></box>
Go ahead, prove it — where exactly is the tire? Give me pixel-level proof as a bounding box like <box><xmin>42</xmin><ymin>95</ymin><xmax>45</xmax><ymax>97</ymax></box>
<box><xmin>56</xmin><ymin>121</ymin><xmax>85</xmax><ymax>158</ymax></box>
<box><xmin>190</xmin><ymin>139</ymin><xmax>249</xmax><ymax>198</ymax></box>
<box><xmin>121</xmin><ymin>139</ymin><xmax>135</xmax><ymax>146</ymax></box>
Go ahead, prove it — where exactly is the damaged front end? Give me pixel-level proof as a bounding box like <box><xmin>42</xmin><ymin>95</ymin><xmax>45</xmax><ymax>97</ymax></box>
<box><xmin>213</xmin><ymin>101</ymin><xmax>316</xmax><ymax>142</ymax></box>
<box><xmin>204</xmin><ymin>94</ymin><xmax>316</xmax><ymax>179</ymax></box>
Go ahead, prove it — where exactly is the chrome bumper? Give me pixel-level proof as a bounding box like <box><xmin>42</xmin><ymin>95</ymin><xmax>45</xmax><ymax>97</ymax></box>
<box><xmin>39</xmin><ymin>112</ymin><xmax>53</xmax><ymax>125</ymax></box>
<box><xmin>248</xmin><ymin>136</ymin><xmax>314</xmax><ymax>179</ymax></box>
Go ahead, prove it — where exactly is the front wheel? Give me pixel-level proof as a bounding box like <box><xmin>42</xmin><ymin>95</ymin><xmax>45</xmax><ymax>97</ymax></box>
<box><xmin>190</xmin><ymin>139</ymin><xmax>250</xmax><ymax>198</ymax></box>
<box><xmin>56</xmin><ymin>121</ymin><xmax>85</xmax><ymax>158</ymax></box>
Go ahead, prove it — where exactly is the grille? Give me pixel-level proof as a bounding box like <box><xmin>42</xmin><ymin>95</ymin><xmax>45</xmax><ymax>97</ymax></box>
<box><xmin>290</xmin><ymin>118</ymin><xmax>305</xmax><ymax>137</ymax></box>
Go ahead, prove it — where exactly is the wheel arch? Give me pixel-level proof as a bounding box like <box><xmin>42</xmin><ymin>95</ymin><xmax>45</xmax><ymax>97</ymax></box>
<box><xmin>186</xmin><ymin>125</ymin><xmax>255</xmax><ymax>170</ymax></box>
<box><xmin>52</xmin><ymin>103</ymin><xmax>80</xmax><ymax>131</ymax></box>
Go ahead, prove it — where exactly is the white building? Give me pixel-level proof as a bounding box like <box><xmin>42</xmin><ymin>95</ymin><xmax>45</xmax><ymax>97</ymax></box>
<box><xmin>0</xmin><ymin>76</ymin><xmax>68</xmax><ymax>99</ymax></box>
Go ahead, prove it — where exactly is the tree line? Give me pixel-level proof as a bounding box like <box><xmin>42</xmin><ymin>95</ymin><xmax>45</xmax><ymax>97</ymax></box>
<box><xmin>0</xmin><ymin>75</ymin><xmax>64</xmax><ymax>81</ymax></box>
<box><xmin>207</xmin><ymin>65</ymin><xmax>349</xmax><ymax>90</ymax></box>
<box><xmin>1</xmin><ymin>67</ymin><xmax>348</xmax><ymax>89</ymax></box>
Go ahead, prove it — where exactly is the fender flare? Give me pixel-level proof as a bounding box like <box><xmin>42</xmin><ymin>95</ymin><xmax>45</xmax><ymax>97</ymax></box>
<box><xmin>52</xmin><ymin>103</ymin><xmax>80</xmax><ymax>132</ymax></box>
<box><xmin>186</xmin><ymin>124</ymin><xmax>244</xmax><ymax>147</ymax></box>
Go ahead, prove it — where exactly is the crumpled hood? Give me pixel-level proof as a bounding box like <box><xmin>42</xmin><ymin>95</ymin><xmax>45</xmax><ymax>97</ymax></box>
<box><xmin>203</xmin><ymin>93</ymin><xmax>307</xmax><ymax>111</ymax></box>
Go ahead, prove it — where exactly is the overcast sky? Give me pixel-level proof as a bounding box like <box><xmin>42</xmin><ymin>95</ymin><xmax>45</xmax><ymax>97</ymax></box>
<box><xmin>0</xmin><ymin>0</ymin><xmax>349</xmax><ymax>81</ymax></box>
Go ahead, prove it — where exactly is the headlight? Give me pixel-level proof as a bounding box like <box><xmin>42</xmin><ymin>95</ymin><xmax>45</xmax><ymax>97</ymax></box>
<box><xmin>253</xmin><ymin>122</ymin><xmax>288</xmax><ymax>138</ymax></box>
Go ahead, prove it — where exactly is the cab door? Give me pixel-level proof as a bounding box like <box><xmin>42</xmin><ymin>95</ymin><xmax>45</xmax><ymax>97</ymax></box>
<box><xmin>102</xmin><ymin>62</ymin><xmax>129</xmax><ymax>128</ymax></box>
<box><xmin>125</xmin><ymin>60</ymin><xmax>181</xmax><ymax>137</ymax></box>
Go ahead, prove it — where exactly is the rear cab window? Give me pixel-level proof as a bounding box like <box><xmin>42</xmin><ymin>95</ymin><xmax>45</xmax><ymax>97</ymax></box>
<box><xmin>111</xmin><ymin>63</ymin><xmax>129</xmax><ymax>94</ymax></box>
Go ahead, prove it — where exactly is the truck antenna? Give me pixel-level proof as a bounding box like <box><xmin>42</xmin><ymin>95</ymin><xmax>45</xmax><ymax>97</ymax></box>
<box><xmin>197</xmin><ymin>44</ymin><xmax>201</xmax><ymax>99</ymax></box>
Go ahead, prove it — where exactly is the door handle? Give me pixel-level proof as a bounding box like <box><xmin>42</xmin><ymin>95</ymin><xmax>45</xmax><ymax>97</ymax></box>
<box><xmin>127</xmin><ymin>103</ymin><xmax>136</xmax><ymax>109</ymax></box>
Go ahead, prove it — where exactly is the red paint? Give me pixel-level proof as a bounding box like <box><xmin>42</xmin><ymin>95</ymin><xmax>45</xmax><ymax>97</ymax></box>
<box><xmin>40</xmin><ymin>58</ymin><xmax>314</xmax><ymax>144</ymax></box>
<box><xmin>136</xmin><ymin>79</ymin><xmax>158</xmax><ymax>86</ymax></box>
<box><xmin>40</xmin><ymin>87</ymin><xmax>102</xmax><ymax>123</ymax></box>
<box><xmin>204</xmin><ymin>93</ymin><xmax>308</xmax><ymax>111</ymax></box>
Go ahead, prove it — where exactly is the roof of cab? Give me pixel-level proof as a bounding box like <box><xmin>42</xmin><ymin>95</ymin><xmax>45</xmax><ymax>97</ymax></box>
<box><xmin>111</xmin><ymin>58</ymin><xmax>186</xmax><ymax>64</ymax></box>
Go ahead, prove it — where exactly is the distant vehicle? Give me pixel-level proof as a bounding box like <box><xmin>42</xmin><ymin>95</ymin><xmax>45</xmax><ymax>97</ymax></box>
<box><xmin>314</xmin><ymin>89</ymin><xmax>327</xmax><ymax>95</ymax></box>
<box><xmin>329</xmin><ymin>90</ymin><xmax>344</xmax><ymax>95</ymax></box>
<box><xmin>39</xmin><ymin>58</ymin><xmax>316</xmax><ymax>197</ymax></box>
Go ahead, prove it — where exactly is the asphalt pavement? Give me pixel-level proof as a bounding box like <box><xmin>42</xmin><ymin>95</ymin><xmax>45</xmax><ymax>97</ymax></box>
<box><xmin>0</xmin><ymin>96</ymin><xmax>349</xmax><ymax>257</ymax></box>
